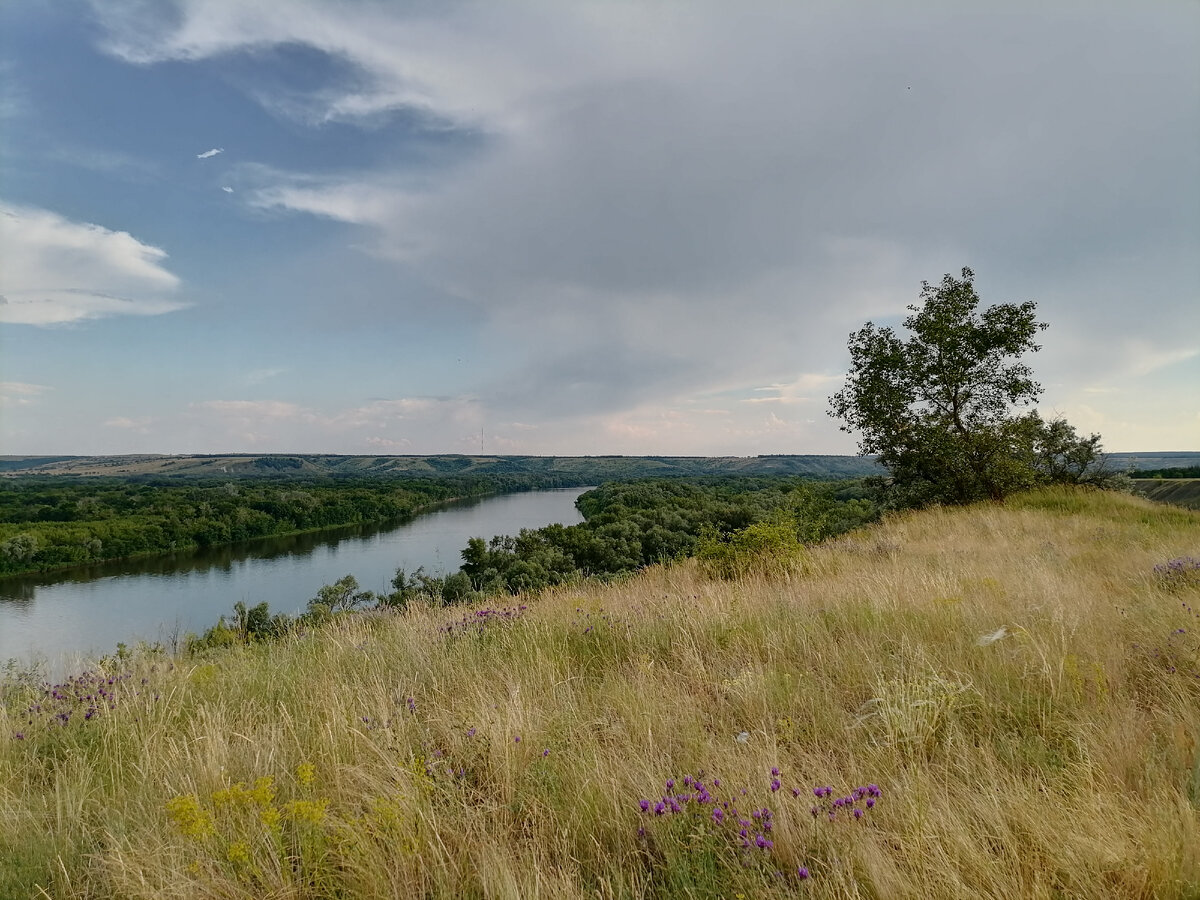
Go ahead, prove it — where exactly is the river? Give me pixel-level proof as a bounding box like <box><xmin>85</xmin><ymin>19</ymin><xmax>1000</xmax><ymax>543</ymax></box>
<box><xmin>0</xmin><ymin>487</ymin><xmax>588</xmax><ymax>671</ymax></box>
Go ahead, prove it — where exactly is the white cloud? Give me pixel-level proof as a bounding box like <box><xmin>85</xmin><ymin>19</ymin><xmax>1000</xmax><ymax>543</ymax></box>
<box><xmin>221</xmin><ymin>185</ymin><xmax>234</xmax><ymax>193</ymax></box>
<box><xmin>196</xmin><ymin>147</ymin><xmax>223</xmax><ymax>159</ymax></box>
<box><xmin>103</xmin><ymin>416</ymin><xmax>152</xmax><ymax>432</ymax></box>
<box><xmin>745</xmin><ymin>374</ymin><xmax>844</xmax><ymax>405</ymax></box>
<box><xmin>365</xmin><ymin>435</ymin><xmax>411</xmax><ymax>451</ymax></box>
<box><xmin>196</xmin><ymin>400</ymin><xmax>314</xmax><ymax>421</ymax></box>
<box><xmin>1121</xmin><ymin>341</ymin><xmax>1200</xmax><ymax>378</ymax></box>
<box><xmin>0</xmin><ymin>382</ymin><xmax>52</xmax><ymax>408</ymax></box>
<box><xmin>0</xmin><ymin>202</ymin><xmax>188</xmax><ymax>325</ymax></box>
<box><xmin>244</xmin><ymin>367</ymin><xmax>286</xmax><ymax>385</ymax></box>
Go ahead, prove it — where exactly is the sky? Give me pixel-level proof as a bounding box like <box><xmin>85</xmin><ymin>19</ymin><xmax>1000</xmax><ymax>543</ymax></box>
<box><xmin>1</xmin><ymin>1</ymin><xmax>1197</xmax><ymax>457</ymax></box>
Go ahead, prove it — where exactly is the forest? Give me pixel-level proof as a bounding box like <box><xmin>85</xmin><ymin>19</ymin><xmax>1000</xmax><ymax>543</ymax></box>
<box><xmin>0</xmin><ymin>475</ymin><xmax>555</xmax><ymax>577</ymax></box>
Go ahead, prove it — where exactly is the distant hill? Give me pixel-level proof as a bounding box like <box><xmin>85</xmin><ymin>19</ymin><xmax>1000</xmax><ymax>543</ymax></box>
<box><xmin>1107</xmin><ymin>451</ymin><xmax>1200</xmax><ymax>471</ymax></box>
<box><xmin>1131</xmin><ymin>478</ymin><xmax>1200</xmax><ymax>510</ymax></box>
<box><xmin>0</xmin><ymin>453</ymin><xmax>885</xmax><ymax>481</ymax></box>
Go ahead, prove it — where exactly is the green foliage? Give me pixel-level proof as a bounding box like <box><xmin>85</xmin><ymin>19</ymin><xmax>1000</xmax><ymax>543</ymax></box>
<box><xmin>307</xmin><ymin>575</ymin><xmax>376</xmax><ymax>616</ymax></box>
<box><xmin>0</xmin><ymin>477</ymin><xmax>530</xmax><ymax>577</ymax></box>
<box><xmin>461</xmin><ymin>477</ymin><xmax>879</xmax><ymax>595</ymax></box>
<box><xmin>695</xmin><ymin>519</ymin><xmax>804</xmax><ymax>579</ymax></box>
<box><xmin>1134</xmin><ymin>466</ymin><xmax>1200</xmax><ymax>479</ymax></box>
<box><xmin>187</xmin><ymin>601</ymin><xmax>293</xmax><ymax>652</ymax></box>
<box><xmin>829</xmin><ymin>268</ymin><xmax>1117</xmax><ymax>507</ymax></box>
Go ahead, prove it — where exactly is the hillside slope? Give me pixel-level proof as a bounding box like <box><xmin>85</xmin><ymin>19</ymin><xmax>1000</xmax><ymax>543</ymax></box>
<box><xmin>1134</xmin><ymin>478</ymin><xmax>1200</xmax><ymax>510</ymax></box>
<box><xmin>2</xmin><ymin>488</ymin><xmax>1198</xmax><ymax>898</ymax></box>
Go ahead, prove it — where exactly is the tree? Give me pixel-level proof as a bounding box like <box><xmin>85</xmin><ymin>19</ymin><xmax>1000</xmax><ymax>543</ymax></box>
<box><xmin>828</xmin><ymin>268</ymin><xmax>1108</xmax><ymax>506</ymax></box>
<box><xmin>306</xmin><ymin>574</ymin><xmax>375</xmax><ymax>618</ymax></box>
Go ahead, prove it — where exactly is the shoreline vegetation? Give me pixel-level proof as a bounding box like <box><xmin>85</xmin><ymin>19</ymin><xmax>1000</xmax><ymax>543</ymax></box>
<box><xmin>0</xmin><ymin>476</ymin><xmax>565</xmax><ymax>580</ymax></box>
<box><xmin>2</xmin><ymin>486</ymin><xmax>1197</xmax><ymax>897</ymax></box>
<box><xmin>0</xmin><ymin>456</ymin><xmax>891</xmax><ymax>581</ymax></box>
<box><xmin>0</xmin><ymin>487</ymin><xmax>499</xmax><ymax>582</ymax></box>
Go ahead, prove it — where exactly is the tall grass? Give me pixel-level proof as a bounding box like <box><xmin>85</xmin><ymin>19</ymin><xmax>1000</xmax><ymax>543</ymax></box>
<box><xmin>2</xmin><ymin>487</ymin><xmax>1198</xmax><ymax>898</ymax></box>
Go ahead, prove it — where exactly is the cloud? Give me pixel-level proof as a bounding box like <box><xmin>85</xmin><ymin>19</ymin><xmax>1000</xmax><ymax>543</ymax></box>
<box><xmin>196</xmin><ymin>400</ymin><xmax>314</xmax><ymax>421</ymax></box>
<box><xmin>244</xmin><ymin>367</ymin><xmax>287</xmax><ymax>385</ymax></box>
<box><xmin>83</xmin><ymin>1</ymin><xmax>1200</xmax><ymax>450</ymax></box>
<box><xmin>745</xmin><ymin>374</ymin><xmax>844</xmax><ymax>405</ymax></box>
<box><xmin>103</xmin><ymin>416</ymin><xmax>152</xmax><ymax>432</ymax></box>
<box><xmin>221</xmin><ymin>185</ymin><xmax>234</xmax><ymax>193</ymax></box>
<box><xmin>196</xmin><ymin>147</ymin><xmax>223</xmax><ymax>159</ymax></box>
<box><xmin>1121</xmin><ymin>342</ymin><xmax>1200</xmax><ymax>378</ymax></box>
<box><xmin>48</xmin><ymin>145</ymin><xmax>162</xmax><ymax>181</ymax></box>
<box><xmin>0</xmin><ymin>382</ymin><xmax>52</xmax><ymax>408</ymax></box>
<box><xmin>0</xmin><ymin>202</ymin><xmax>188</xmax><ymax>325</ymax></box>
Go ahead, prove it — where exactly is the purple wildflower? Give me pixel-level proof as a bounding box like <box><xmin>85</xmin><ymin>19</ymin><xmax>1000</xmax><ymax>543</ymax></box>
<box><xmin>797</xmin><ymin>866</ymin><xmax>810</xmax><ymax>880</ymax></box>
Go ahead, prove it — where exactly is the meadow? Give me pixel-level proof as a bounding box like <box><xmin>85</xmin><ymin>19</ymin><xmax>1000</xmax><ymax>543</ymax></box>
<box><xmin>2</xmin><ymin>487</ymin><xmax>1198</xmax><ymax>898</ymax></box>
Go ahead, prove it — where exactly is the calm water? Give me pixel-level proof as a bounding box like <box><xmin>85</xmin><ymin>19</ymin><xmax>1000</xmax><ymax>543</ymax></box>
<box><xmin>0</xmin><ymin>488</ymin><xmax>587</xmax><ymax>670</ymax></box>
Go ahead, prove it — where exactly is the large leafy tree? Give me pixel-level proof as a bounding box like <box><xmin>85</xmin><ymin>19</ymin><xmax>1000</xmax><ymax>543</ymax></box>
<box><xmin>829</xmin><ymin>268</ymin><xmax>1109</xmax><ymax>506</ymax></box>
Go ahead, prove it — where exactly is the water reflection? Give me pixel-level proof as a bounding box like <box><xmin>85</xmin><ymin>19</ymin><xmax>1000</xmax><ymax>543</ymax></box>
<box><xmin>0</xmin><ymin>489</ymin><xmax>586</xmax><ymax>668</ymax></box>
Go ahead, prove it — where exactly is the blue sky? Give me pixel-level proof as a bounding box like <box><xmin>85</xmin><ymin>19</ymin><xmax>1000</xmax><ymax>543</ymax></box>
<box><xmin>2</xmin><ymin>1</ymin><xmax>1197</xmax><ymax>455</ymax></box>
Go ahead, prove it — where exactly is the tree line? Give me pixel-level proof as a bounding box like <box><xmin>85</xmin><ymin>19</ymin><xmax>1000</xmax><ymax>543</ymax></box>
<box><xmin>0</xmin><ymin>476</ymin><xmax>557</xmax><ymax>577</ymax></box>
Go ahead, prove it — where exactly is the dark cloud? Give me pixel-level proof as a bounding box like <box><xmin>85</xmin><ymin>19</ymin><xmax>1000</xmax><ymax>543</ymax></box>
<box><xmin>79</xmin><ymin>0</ymin><xmax>1200</xmax><ymax>449</ymax></box>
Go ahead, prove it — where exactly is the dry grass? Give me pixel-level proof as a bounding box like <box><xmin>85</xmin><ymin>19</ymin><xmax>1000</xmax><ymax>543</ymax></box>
<box><xmin>2</xmin><ymin>487</ymin><xmax>1198</xmax><ymax>898</ymax></box>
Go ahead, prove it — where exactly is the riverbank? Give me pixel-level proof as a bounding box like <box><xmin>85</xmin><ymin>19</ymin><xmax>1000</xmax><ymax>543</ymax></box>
<box><xmin>0</xmin><ymin>490</ymin><xmax>493</xmax><ymax>582</ymax></box>
<box><xmin>3</xmin><ymin>487</ymin><xmax>1197</xmax><ymax>898</ymax></box>
<box><xmin>0</xmin><ymin>477</ymin><xmax>562</xmax><ymax>579</ymax></box>
<box><xmin>0</xmin><ymin>488</ymin><xmax>590</xmax><ymax>670</ymax></box>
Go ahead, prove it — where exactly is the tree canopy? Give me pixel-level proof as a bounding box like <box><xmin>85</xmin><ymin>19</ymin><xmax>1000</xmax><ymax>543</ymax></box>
<box><xmin>829</xmin><ymin>268</ymin><xmax>1115</xmax><ymax>506</ymax></box>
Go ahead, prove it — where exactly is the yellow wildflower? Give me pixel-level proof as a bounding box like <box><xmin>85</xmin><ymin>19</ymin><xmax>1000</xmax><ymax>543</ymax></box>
<box><xmin>166</xmin><ymin>793</ymin><xmax>215</xmax><ymax>841</ymax></box>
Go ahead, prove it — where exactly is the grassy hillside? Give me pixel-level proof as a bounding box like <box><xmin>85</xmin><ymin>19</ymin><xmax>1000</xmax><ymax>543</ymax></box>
<box><xmin>1134</xmin><ymin>479</ymin><xmax>1200</xmax><ymax>510</ymax></box>
<box><xmin>2</xmin><ymin>488</ymin><xmax>1198</xmax><ymax>898</ymax></box>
